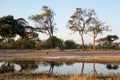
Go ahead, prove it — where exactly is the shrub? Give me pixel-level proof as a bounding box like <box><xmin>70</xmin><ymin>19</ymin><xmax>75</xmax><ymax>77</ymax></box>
<box><xmin>35</xmin><ymin>41</ymin><xmax>46</xmax><ymax>50</ymax></box>
<box><xmin>64</xmin><ymin>40</ymin><xmax>77</xmax><ymax>49</ymax></box>
<box><xmin>45</xmin><ymin>36</ymin><xmax>64</xmax><ymax>49</ymax></box>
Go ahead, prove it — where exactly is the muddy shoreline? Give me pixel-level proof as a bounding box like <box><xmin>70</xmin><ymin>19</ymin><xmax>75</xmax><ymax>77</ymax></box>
<box><xmin>0</xmin><ymin>50</ymin><xmax>120</xmax><ymax>63</ymax></box>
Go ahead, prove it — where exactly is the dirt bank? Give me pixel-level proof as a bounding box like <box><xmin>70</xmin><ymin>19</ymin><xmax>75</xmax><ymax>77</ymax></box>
<box><xmin>0</xmin><ymin>50</ymin><xmax>120</xmax><ymax>63</ymax></box>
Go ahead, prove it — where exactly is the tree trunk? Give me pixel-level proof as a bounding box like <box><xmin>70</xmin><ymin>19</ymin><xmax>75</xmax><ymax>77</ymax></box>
<box><xmin>93</xmin><ymin>33</ymin><xmax>97</xmax><ymax>50</ymax></box>
<box><xmin>50</xmin><ymin>36</ymin><xmax>55</xmax><ymax>49</ymax></box>
<box><xmin>93</xmin><ymin>35</ymin><xmax>96</xmax><ymax>50</ymax></box>
<box><xmin>50</xmin><ymin>20</ymin><xmax>55</xmax><ymax>49</ymax></box>
<box><xmin>50</xmin><ymin>24</ymin><xmax>55</xmax><ymax>49</ymax></box>
<box><xmin>80</xmin><ymin>34</ymin><xmax>85</xmax><ymax>51</ymax></box>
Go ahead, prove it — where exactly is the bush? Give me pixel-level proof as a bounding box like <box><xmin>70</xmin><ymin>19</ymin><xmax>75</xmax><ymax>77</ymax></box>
<box><xmin>45</xmin><ymin>36</ymin><xmax>64</xmax><ymax>49</ymax></box>
<box><xmin>35</xmin><ymin>41</ymin><xmax>46</xmax><ymax>50</ymax></box>
<box><xmin>76</xmin><ymin>44</ymin><xmax>82</xmax><ymax>49</ymax></box>
<box><xmin>0</xmin><ymin>40</ymin><xmax>35</xmax><ymax>49</ymax></box>
<box><xmin>18</xmin><ymin>40</ymin><xmax>35</xmax><ymax>49</ymax></box>
<box><xmin>0</xmin><ymin>42</ymin><xmax>8</xmax><ymax>49</ymax></box>
<box><xmin>64</xmin><ymin>40</ymin><xmax>77</xmax><ymax>49</ymax></box>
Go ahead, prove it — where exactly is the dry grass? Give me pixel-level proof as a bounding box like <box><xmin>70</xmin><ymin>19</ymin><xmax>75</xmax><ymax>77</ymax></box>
<box><xmin>0</xmin><ymin>72</ymin><xmax>120</xmax><ymax>80</ymax></box>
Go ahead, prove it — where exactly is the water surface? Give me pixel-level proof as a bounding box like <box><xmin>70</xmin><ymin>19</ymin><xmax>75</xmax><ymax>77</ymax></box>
<box><xmin>0</xmin><ymin>61</ymin><xmax>120</xmax><ymax>75</ymax></box>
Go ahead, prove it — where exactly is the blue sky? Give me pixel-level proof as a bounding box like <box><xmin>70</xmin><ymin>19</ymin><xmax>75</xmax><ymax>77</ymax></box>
<box><xmin>0</xmin><ymin>0</ymin><xmax>120</xmax><ymax>44</ymax></box>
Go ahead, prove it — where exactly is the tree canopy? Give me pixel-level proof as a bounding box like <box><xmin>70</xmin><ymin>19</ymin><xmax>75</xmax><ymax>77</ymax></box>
<box><xmin>0</xmin><ymin>15</ymin><xmax>25</xmax><ymax>41</ymax></box>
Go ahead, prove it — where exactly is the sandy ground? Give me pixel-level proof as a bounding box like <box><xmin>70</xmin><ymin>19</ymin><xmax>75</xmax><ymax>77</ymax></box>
<box><xmin>0</xmin><ymin>50</ymin><xmax>120</xmax><ymax>62</ymax></box>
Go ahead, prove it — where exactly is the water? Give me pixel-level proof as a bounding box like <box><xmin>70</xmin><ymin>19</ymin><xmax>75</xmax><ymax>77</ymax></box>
<box><xmin>0</xmin><ymin>61</ymin><xmax>120</xmax><ymax>75</ymax></box>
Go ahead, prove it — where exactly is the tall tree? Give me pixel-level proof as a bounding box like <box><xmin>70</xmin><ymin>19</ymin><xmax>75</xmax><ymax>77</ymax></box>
<box><xmin>29</xmin><ymin>5</ymin><xmax>56</xmax><ymax>48</ymax></box>
<box><xmin>87</xmin><ymin>18</ymin><xmax>110</xmax><ymax>50</ymax></box>
<box><xmin>68</xmin><ymin>8</ymin><xmax>96</xmax><ymax>50</ymax></box>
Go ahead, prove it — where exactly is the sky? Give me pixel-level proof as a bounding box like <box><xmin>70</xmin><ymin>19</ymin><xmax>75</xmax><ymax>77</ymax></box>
<box><xmin>0</xmin><ymin>0</ymin><xmax>120</xmax><ymax>44</ymax></box>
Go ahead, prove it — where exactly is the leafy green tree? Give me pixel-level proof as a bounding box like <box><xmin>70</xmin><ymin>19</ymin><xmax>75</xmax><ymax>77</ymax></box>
<box><xmin>106</xmin><ymin>35</ymin><xmax>119</xmax><ymax>44</ymax></box>
<box><xmin>64</xmin><ymin>40</ymin><xmax>77</xmax><ymax>49</ymax></box>
<box><xmin>0</xmin><ymin>15</ymin><xmax>25</xmax><ymax>42</ymax></box>
<box><xmin>29</xmin><ymin>5</ymin><xmax>56</xmax><ymax>48</ymax></box>
<box><xmin>106</xmin><ymin>35</ymin><xmax>119</xmax><ymax>49</ymax></box>
<box><xmin>87</xmin><ymin>18</ymin><xmax>110</xmax><ymax>50</ymax></box>
<box><xmin>68</xmin><ymin>8</ymin><xmax>96</xmax><ymax>50</ymax></box>
<box><xmin>96</xmin><ymin>35</ymin><xmax>119</xmax><ymax>49</ymax></box>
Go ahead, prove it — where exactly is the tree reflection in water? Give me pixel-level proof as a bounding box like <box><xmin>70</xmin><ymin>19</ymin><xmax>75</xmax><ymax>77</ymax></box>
<box><xmin>46</xmin><ymin>61</ymin><xmax>73</xmax><ymax>74</ymax></box>
<box><xmin>80</xmin><ymin>63</ymin><xmax>98</xmax><ymax>75</ymax></box>
<box><xmin>106</xmin><ymin>64</ymin><xmax>119</xmax><ymax>70</ymax></box>
<box><xmin>81</xmin><ymin>62</ymin><xmax>84</xmax><ymax>75</ymax></box>
<box><xmin>0</xmin><ymin>61</ymin><xmax>119</xmax><ymax>75</ymax></box>
<box><xmin>0</xmin><ymin>61</ymin><xmax>39</xmax><ymax>73</ymax></box>
<box><xmin>93</xmin><ymin>63</ymin><xmax>98</xmax><ymax>75</ymax></box>
<box><xmin>0</xmin><ymin>62</ymin><xmax>15</xmax><ymax>73</ymax></box>
<box><xmin>14</xmin><ymin>61</ymin><xmax>39</xmax><ymax>72</ymax></box>
<box><xmin>0</xmin><ymin>61</ymin><xmax>74</xmax><ymax>74</ymax></box>
<box><xmin>48</xmin><ymin>62</ymin><xmax>63</xmax><ymax>74</ymax></box>
<box><xmin>49</xmin><ymin>62</ymin><xmax>55</xmax><ymax>73</ymax></box>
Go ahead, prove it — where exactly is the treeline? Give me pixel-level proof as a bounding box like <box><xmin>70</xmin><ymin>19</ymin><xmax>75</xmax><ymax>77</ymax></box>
<box><xmin>0</xmin><ymin>5</ymin><xmax>120</xmax><ymax>50</ymax></box>
<box><xmin>0</xmin><ymin>36</ymin><xmax>77</xmax><ymax>49</ymax></box>
<box><xmin>0</xmin><ymin>36</ymin><xmax>120</xmax><ymax>50</ymax></box>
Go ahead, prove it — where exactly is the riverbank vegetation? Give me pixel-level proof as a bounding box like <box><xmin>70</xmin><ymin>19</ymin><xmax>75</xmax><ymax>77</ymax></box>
<box><xmin>0</xmin><ymin>35</ymin><xmax>120</xmax><ymax>50</ymax></box>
